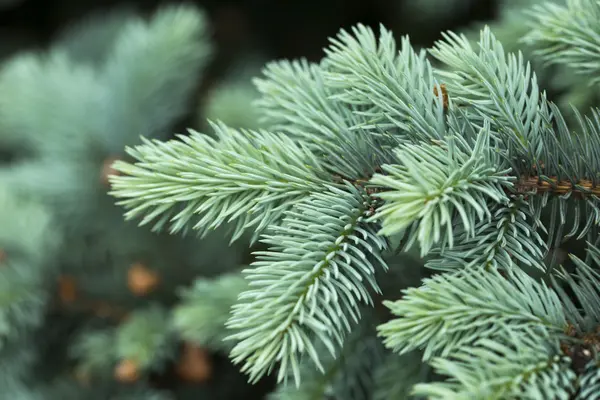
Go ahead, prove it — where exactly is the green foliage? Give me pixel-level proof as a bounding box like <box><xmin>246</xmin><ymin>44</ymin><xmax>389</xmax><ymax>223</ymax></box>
<box><xmin>373</xmin><ymin>352</ymin><xmax>431</xmax><ymax>400</ymax></box>
<box><xmin>0</xmin><ymin>3</ymin><xmax>211</xmax><ymax>160</ymax></box>
<box><xmin>225</xmin><ymin>184</ymin><xmax>388</xmax><ymax>384</ymax></box>
<box><xmin>55</xmin><ymin>7</ymin><xmax>135</xmax><ymax>66</ymax></box>
<box><xmin>254</xmin><ymin>59</ymin><xmax>386</xmax><ymax>181</ymax></box>
<box><xmin>524</xmin><ymin>0</ymin><xmax>600</xmax><ymax>85</ymax></box>
<box><xmin>430</xmin><ymin>26</ymin><xmax>552</xmax><ymax>154</ymax></box>
<box><xmin>110</xmin><ymin>122</ymin><xmax>332</xmax><ymax>242</ymax></box>
<box><xmin>0</xmin><ymin>187</ymin><xmax>58</xmax><ymax>346</ymax></box>
<box><xmin>461</xmin><ymin>0</ymin><xmax>600</xmax><ymax>120</ymax></box>
<box><xmin>116</xmin><ymin>306</ymin><xmax>174</xmax><ymax>370</ymax></box>
<box><xmin>323</xmin><ymin>24</ymin><xmax>446</xmax><ymax>143</ymax></box>
<box><xmin>0</xmin><ymin>3</ymin><xmax>247</xmax><ymax>398</ymax></box>
<box><xmin>553</xmin><ymin>246</ymin><xmax>600</xmax><ymax>331</ymax></box>
<box><xmin>378</xmin><ymin>267</ymin><xmax>567</xmax><ymax>359</ymax></box>
<box><xmin>0</xmin><ymin>187</ymin><xmax>59</xmax><ymax>395</ymax></box>
<box><xmin>413</xmin><ymin>333</ymin><xmax>575</xmax><ymax>399</ymax></box>
<box><xmin>369</xmin><ymin>128</ymin><xmax>512</xmax><ymax>254</ymax></box>
<box><xmin>100</xmin><ymin>0</ymin><xmax>600</xmax><ymax>398</ymax></box>
<box><xmin>426</xmin><ymin>198</ymin><xmax>547</xmax><ymax>271</ymax></box>
<box><xmin>0</xmin><ymin>51</ymin><xmax>104</xmax><ymax>158</ymax></box>
<box><xmin>201</xmin><ymin>62</ymin><xmax>265</xmax><ymax>131</ymax></box>
<box><xmin>172</xmin><ymin>272</ymin><xmax>248</xmax><ymax>352</ymax></box>
<box><xmin>578</xmin><ymin>363</ymin><xmax>600</xmax><ymax>400</ymax></box>
<box><xmin>71</xmin><ymin>328</ymin><xmax>117</xmax><ymax>378</ymax></box>
<box><xmin>268</xmin><ymin>315</ymin><xmax>384</xmax><ymax>400</ymax></box>
<box><xmin>102</xmin><ymin>4</ymin><xmax>212</xmax><ymax>148</ymax></box>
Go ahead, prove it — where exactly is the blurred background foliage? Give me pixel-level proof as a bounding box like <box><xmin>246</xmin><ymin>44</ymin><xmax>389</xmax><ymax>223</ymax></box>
<box><xmin>0</xmin><ymin>0</ymin><xmax>497</xmax><ymax>68</ymax></box>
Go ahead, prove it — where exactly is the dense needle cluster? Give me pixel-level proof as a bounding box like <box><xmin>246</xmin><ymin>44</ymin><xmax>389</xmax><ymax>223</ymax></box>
<box><xmin>110</xmin><ymin>0</ymin><xmax>600</xmax><ymax>398</ymax></box>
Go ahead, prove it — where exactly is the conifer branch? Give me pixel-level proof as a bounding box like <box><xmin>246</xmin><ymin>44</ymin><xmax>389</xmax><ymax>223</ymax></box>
<box><xmin>368</xmin><ymin>127</ymin><xmax>513</xmax><ymax>256</ymax></box>
<box><xmin>430</xmin><ymin>25</ymin><xmax>552</xmax><ymax>157</ymax></box>
<box><xmin>516</xmin><ymin>175</ymin><xmax>600</xmax><ymax>197</ymax></box>
<box><xmin>109</xmin><ymin>122</ymin><xmax>332</xmax><ymax>243</ymax></box>
<box><xmin>70</xmin><ymin>329</ymin><xmax>117</xmax><ymax>379</ymax></box>
<box><xmin>378</xmin><ymin>267</ymin><xmax>567</xmax><ymax>361</ymax></box>
<box><xmin>254</xmin><ymin>59</ymin><xmax>389</xmax><ymax>180</ymax></box>
<box><xmin>225</xmin><ymin>184</ymin><xmax>388</xmax><ymax>385</ymax></box>
<box><xmin>322</xmin><ymin>24</ymin><xmax>446</xmax><ymax>143</ymax></box>
<box><xmin>94</xmin><ymin>3</ymin><xmax>600</xmax><ymax>395</ymax></box>
<box><xmin>413</xmin><ymin>332</ymin><xmax>576</xmax><ymax>399</ymax></box>
<box><xmin>577</xmin><ymin>363</ymin><xmax>600</xmax><ymax>399</ymax></box>
<box><xmin>523</xmin><ymin>0</ymin><xmax>600</xmax><ymax>86</ymax></box>
<box><xmin>553</xmin><ymin>245</ymin><xmax>600</xmax><ymax>333</ymax></box>
<box><xmin>426</xmin><ymin>198</ymin><xmax>547</xmax><ymax>272</ymax></box>
<box><xmin>115</xmin><ymin>306</ymin><xmax>173</xmax><ymax>370</ymax></box>
<box><xmin>269</xmin><ymin>315</ymin><xmax>384</xmax><ymax>400</ymax></box>
<box><xmin>102</xmin><ymin>3</ymin><xmax>212</xmax><ymax>143</ymax></box>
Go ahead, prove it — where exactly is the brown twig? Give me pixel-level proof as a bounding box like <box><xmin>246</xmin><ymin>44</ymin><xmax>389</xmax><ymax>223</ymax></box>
<box><xmin>514</xmin><ymin>175</ymin><xmax>600</xmax><ymax>198</ymax></box>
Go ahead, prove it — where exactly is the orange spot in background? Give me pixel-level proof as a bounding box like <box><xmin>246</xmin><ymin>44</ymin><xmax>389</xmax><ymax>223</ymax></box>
<box><xmin>177</xmin><ymin>342</ymin><xmax>212</xmax><ymax>383</ymax></box>
<box><xmin>128</xmin><ymin>262</ymin><xmax>160</xmax><ymax>296</ymax></box>
<box><xmin>58</xmin><ymin>275</ymin><xmax>78</xmax><ymax>304</ymax></box>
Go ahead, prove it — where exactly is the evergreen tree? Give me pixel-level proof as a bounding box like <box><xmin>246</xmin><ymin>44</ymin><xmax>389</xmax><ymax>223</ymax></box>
<box><xmin>0</xmin><ymin>3</ymin><xmax>266</xmax><ymax>398</ymax></box>
<box><xmin>110</xmin><ymin>0</ymin><xmax>600</xmax><ymax>398</ymax></box>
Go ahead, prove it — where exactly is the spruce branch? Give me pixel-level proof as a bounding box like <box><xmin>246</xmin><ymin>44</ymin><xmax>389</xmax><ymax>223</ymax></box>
<box><xmin>529</xmin><ymin>106</ymin><xmax>600</xmax><ymax>250</ymax></box>
<box><xmin>268</xmin><ymin>315</ymin><xmax>384</xmax><ymax>400</ymax></box>
<box><xmin>0</xmin><ymin>52</ymin><xmax>105</xmax><ymax>158</ymax></box>
<box><xmin>516</xmin><ymin>176</ymin><xmax>600</xmax><ymax>197</ymax></box>
<box><xmin>54</xmin><ymin>6</ymin><xmax>134</xmax><ymax>66</ymax></box>
<box><xmin>378</xmin><ymin>267</ymin><xmax>567</xmax><ymax>361</ymax></box>
<box><xmin>553</xmin><ymin>245</ymin><xmax>600</xmax><ymax>333</ymax></box>
<box><xmin>368</xmin><ymin>126</ymin><xmax>513</xmax><ymax>256</ymax></box>
<box><xmin>523</xmin><ymin>0</ymin><xmax>600</xmax><ymax>86</ymax></box>
<box><xmin>109</xmin><ymin>122</ymin><xmax>332</xmax><ymax>243</ymax></box>
<box><xmin>254</xmin><ymin>59</ymin><xmax>348</xmax><ymax>144</ymax></box>
<box><xmin>102</xmin><ymin>3</ymin><xmax>212</xmax><ymax>144</ymax></box>
<box><xmin>0</xmin><ymin>4</ymin><xmax>212</xmax><ymax>160</ymax></box>
<box><xmin>95</xmin><ymin>11</ymin><xmax>600</xmax><ymax>396</ymax></box>
<box><xmin>426</xmin><ymin>198</ymin><xmax>547</xmax><ymax>272</ymax></box>
<box><xmin>254</xmin><ymin>59</ymin><xmax>388</xmax><ymax>180</ymax></box>
<box><xmin>0</xmin><ymin>273</ymin><xmax>48</xmax><ymax>349</ymax></box>
<box><xmin>0</xmin><ymin>187</ymin><xmax>58</xmax><ymax>349</ymax></box>
<box><xmin>413</xmin><ymin>332</ymin><xmax>576</xmax><ymax>399</ymax></box>
<box><xmin>526</xmin><ymin>107</ymin><xmax>600</xmax><ymax>191</ymax></box>
<box><xmin>322</xmin><ymin>23</ymin><xmax>446</xmax><ymax>143</ymax></box>
<box><xmin>225</xmin><ymin>184</ymin><xmax>388</xmax><ymax>385</ymax></box>
<box><xmin>430</xmin><ymin>25</ymin><xmax>552</xmax><ymax>157</ymax></box>
<box><xmin>0</xmin><ymin>184</ymin><xmax>58</xmax><ymax>266</ymax></box>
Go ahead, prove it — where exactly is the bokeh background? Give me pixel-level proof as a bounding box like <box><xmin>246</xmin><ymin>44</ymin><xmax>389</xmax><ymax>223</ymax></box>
<box><xmin>0</xmin><ymin>0</ymin><xmax>498</xmax><ymax>77</ymax></box>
